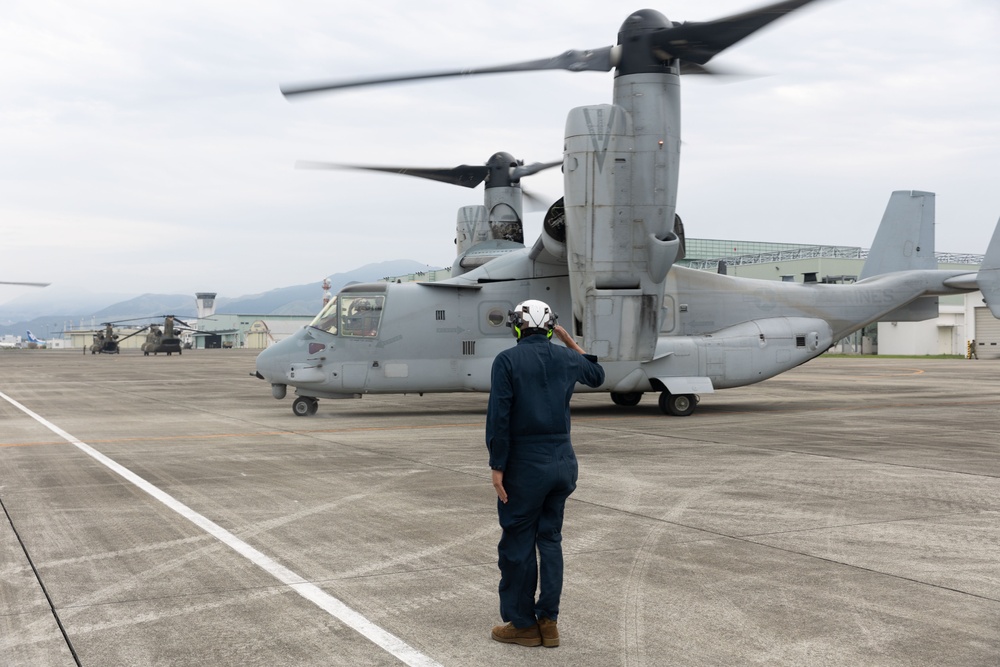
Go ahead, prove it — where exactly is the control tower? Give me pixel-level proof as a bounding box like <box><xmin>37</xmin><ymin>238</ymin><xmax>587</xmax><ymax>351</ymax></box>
<box><xmin>195</xmin><ymin>292</ymin><xmax>217</xmax><ymax>319</ymax></box>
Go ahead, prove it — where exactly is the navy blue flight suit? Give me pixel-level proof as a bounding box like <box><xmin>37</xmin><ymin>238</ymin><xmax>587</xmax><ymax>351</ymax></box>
<box><xmin>485</xmin><ymin>333</ymin><xmax>605</xmax><ymax>628</ymax></box>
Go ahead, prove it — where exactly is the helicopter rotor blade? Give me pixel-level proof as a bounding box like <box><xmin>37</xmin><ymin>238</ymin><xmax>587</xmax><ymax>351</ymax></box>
<box><xmin>652</xmin><ymin>0</ymin><xmax>821</xmax><ymax>65</ymax></box>
<box><xmin>281</xmin><ymin>46</ymin><xmax>617</xmax><ymax>98</ymax></box>
<box><xmin>116</xmin><ymin>326</ymin><xmax>150</xmax><ymax>343</ymax></box>
<box><xmin>510</xmin><ymin>160</ymin><xmax>562</xmax><ymax>181</ymax></box>
<box><xmin>102</xmin><ymin>317</ymin><xmax>152</xmax><ymax>325</ymax></box>
<box><xmin>296</xmin><ymin>160</ymin><xmax>490</xmax><ymax>188</ymax></box>
<box><xmin>281</xmin><ymin>1</ymin><xmax>814</xmax><ymax>99</ymax></box>
<box><xmin>0</xmin><ymin>281</ymin><xmax>50</xmax><ymax>287</ymax></box>
<box><xmin>520</xmin><ymin>187</ymin><xmax>552</xmax><ymax>213</ymax></box>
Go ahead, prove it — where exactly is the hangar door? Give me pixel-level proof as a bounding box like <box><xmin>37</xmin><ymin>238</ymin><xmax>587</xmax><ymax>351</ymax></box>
<box><xmin>973</xmin><ymin>307</ymin><xmax>1000</xmax><ymax>358</ymax></box>
<box><xmin>245</xmin><ymin>320</ymin><xmax>274</xmax><ymax>349</ymax></box>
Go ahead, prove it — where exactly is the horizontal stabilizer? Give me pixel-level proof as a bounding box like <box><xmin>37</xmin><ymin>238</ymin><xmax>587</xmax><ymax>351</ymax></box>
<box><xmin>977</xmin><ymin>216</ymin><xmax>1000</xmax><ymax>317</ymax></box>
<box><xmin>860</xmin><ymin>191</ymin><xmax>936</xmax><ymax>279</ymax></box>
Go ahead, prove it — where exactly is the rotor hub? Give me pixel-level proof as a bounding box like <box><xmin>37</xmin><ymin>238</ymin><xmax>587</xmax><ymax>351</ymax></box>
<box><xmin>485</xmin><ymin>151</ymin><xmax>520</xmax><ymax>188</ymax></box>
<box><xmin>616</xmin><ymin>9</ymin><xmax>678</xmax><ymax>77</ymax></box>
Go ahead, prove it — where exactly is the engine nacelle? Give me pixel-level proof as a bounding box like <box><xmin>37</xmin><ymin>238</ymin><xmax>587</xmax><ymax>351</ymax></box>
<box><xmin>455</xmin><ymin>205</ymin><xmax>489</xmax><ymax>256</ymax></box>
<box><xmin>540</xmin><ymin>198</ymin><xmax>568</xmax><ymax>261</ymax></box>
<box><xmin>453</xmin><ymin>184</ymin><xmax>529</xmax><ymax>276</ymax></box>
<box><xmin>564</xmin><ymin>80</ymin><xmax>682</xmax><ymax>361</ymax></box>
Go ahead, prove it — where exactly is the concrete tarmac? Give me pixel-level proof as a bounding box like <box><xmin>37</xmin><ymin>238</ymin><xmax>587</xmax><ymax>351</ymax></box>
<box><xmin>1</xmin><ymin>349</ymin><xmax>998</xmax><ymax>666</ymax></box>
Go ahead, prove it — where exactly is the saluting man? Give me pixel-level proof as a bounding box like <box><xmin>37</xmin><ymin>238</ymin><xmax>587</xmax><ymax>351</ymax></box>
<box><xmin>485</xmin><ymin>299</ymin><xmax>605</xmax><ymax>648</ymax></box>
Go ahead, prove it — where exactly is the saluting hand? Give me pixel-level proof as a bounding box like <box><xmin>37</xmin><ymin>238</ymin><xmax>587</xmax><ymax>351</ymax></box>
<box><xmin>553</xmin><ymin>325</ymin><xmax>584</xmax><ymax>354</ymax></box>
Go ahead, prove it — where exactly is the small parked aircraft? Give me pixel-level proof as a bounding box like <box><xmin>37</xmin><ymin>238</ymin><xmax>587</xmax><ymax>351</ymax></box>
<box><xmin>24</xmin><ymin>330</ymin><xmax>44</xmax><ymax>348</ymax></box>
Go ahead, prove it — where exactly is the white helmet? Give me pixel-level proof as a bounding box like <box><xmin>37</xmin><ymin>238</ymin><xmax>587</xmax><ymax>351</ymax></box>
<box><xmin>509</xmin><ymin>299</ymin><xmax>556</xmax><ymax>339</ymax></box>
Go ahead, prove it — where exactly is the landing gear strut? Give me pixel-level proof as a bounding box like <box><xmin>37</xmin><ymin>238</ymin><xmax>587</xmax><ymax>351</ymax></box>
<box><xmin>292</xmin><ymin>396</ymin><xmax>319</xmax><ymax>417</ymax></box>
<box><xmin>658</xmin><ymin>391</ymin><xmax>697</xmax><ymax>417</ymax></box>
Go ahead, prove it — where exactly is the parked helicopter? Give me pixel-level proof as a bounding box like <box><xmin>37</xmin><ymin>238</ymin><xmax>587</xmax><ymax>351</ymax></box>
<box><xmin>138</xmin><ymin>315</ymin><xmax>194</xmax><ymax>355</ymax></box>
<box><xmin>90</xmin><ymin>323</ymin><xmax>121</xmax><ymax>354</ymax></box>
<box><xmin>257</xmin><ymin>0</ymin><xmax>1000</xmax><ymax>417</ymax></box>
<box><xmin>95</xmin><ymin>316</ymin><xmax>196</xmax><ymax>355</ymax></box>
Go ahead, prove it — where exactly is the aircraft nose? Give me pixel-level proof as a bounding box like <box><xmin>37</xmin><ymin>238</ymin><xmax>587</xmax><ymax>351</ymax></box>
<box><xmin>255</xmin><ymin>338</ymin><xmax>288</xmax><ymax>382</ymax></box>
<box><xmin>254</xmin><ymin>327</ymin><xmax>313</xmax><ymax>383</ymax></box>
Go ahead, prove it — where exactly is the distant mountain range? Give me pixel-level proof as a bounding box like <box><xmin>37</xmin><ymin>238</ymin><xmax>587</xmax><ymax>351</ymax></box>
<box><xmin>0</xmin><ymin>259</ymin><xmax>433</xmax><ymax>337</ymax></box>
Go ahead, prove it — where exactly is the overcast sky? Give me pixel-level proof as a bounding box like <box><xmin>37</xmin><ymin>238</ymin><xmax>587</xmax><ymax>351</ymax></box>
<box><xmin>3</xmin><ymin>0</ymin><xmax>999</xmax><ymax>306</ymax></box>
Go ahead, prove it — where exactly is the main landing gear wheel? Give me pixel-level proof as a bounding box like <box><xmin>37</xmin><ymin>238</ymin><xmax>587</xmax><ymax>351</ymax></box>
<box><xmin>658</xmin><ymin>391</ymin><xmax>696</xmax><ymax>417</ymax></box>
<box><xmin>292</xmin><ymin>396</ymin><xmax>319</xmax><ymax>417</ymax></box>
<box><xmin>610</xmin><ymin>392</ymin><xmax>642</xmax><ymax>407</ymax></box>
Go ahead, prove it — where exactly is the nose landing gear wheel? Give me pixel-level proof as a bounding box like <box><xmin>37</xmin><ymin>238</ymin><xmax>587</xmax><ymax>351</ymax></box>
<box><xmin>292</xmin><ymin>396</ymin><xmax>319</xmax><ymax>416</ymax></box>
<box><xmin>610</xmin><ymin>392</ymin><xmax>643</xmax><ymax>407</ymax></box>
<box><xmin>658</xmin><ymin>391</ymin><xmax>696</xmax><ymax>416</ymax></box>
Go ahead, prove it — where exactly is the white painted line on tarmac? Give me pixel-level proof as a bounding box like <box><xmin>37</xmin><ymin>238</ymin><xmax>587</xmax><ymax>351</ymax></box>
<box><xmin>0</xmin><ymin>391</ymin><xmax>443</xmax><ymax>667</ymax></box>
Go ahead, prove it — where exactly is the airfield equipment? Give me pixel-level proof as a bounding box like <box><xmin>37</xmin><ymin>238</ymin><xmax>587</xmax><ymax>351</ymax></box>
<box><xmin>258</xmin><ymin>1</ymin><xmax>1000</xmax><ymax>417</ymax></box>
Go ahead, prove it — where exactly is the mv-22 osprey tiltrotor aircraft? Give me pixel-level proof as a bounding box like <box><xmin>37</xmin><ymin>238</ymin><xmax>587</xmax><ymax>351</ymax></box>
<box><xmin>256</xmin><ymin>0</ymin><xmax>1000</xmax><ymax>417</ymax></box>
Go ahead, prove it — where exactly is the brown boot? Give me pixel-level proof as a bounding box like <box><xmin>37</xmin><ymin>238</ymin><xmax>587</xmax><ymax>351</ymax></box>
<box><xmin>537</xmin><ymin>617</ymin><xmax>559</xmax><ymax>648</ymax></box>
<box><xmin>491</xmin><ymin>622</ymin><xmax>541</xmax><ymax>647</ymax></box>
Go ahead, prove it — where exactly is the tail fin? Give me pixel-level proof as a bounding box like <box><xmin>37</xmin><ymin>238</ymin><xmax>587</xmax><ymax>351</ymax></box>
<box><xmin>859</xmin><ymin>191</ymin><xmax>937</xmax><ymax>280</ymax></box>
<box><xmin>977</xmin><ymin>217</ymin><xmax>1000</xmax><ymax>317</ymax></box>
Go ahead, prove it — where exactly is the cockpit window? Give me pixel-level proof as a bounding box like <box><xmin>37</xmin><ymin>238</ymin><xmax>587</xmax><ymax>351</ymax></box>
<box><xmin>309</xmin><ymin>298</ymin><xmax>339</xmax><ymax>334</ymax></box>
<box><xmin>340</xmin><ymin>295</ymin><xmax>384</xmax><ymax>337</ymax></box>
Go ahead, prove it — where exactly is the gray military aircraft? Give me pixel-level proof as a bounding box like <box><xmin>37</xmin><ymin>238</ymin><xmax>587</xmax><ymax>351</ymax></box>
<box><xmin>256</xmin><ymin>0</ymin><xmax>1000</xmax><ymax>417</ymax></box>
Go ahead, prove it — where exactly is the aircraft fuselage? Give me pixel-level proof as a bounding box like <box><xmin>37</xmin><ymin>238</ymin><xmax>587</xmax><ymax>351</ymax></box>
<box><xmin>254</xmin><ymin>249</ymin><xmax>972</xmax><ymax>403</ymax></box>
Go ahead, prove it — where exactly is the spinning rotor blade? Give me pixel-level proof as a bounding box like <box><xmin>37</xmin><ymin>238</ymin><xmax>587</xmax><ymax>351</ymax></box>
<box><xmin>281</xmin><ymin>47</ymin><xmax>617</xmax><ymax>97</ymax></box>
<box><xmin>520</xmin><ymin>187</ymin><xmax>552</xmax><ymax>213</ymax></box>
<box><xmin>296</xmin><ymin>161</ymin><xmax>489</xmax><ymax>188</ymax></box>
<box><xmin>511</xmin><ymin>160</ymin><xmax>562</xmax><ymax>181</ymax></box>
<box><xmin>297</xmin><ymin>156</ymin><xmax>561</xmax><ymax>189</ymax></box>
<box><xmin>0</xmin><ymin>281</ymin><xmax>50</xmax><ymax>287</ymax></box>
<box><xmin>652</xmin><ymin>0</ymin><xmax>821</xmax><ymax>65</ymax></box>
<box><xmin>280</xmin><ymin>0</ymin><xmax>819</xmax><ymax>100</ymax></box>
